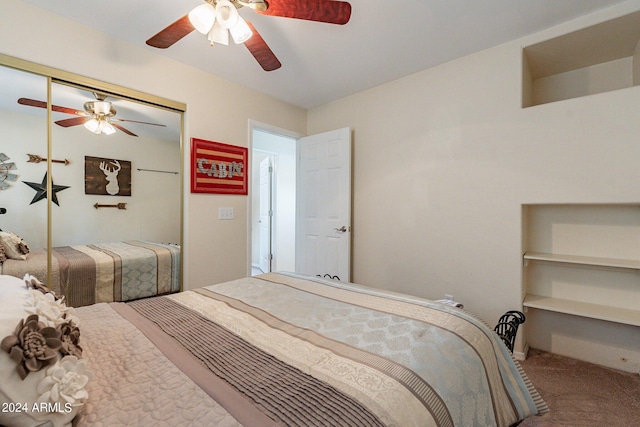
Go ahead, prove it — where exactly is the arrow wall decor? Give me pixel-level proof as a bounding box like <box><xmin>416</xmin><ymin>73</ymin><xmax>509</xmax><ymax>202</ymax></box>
<box><xmin>27</xmin><ymin>154</ymin><xmax>71</xmax><ymax>165</ymax></box>
<box><xmin>93</xmin><ymin>203</ymin><xmax>127</xmax><ymax>210</ymax></box>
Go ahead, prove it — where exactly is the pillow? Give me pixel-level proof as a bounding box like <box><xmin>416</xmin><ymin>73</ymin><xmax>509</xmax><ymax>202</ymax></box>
<box><xmin>0</xmin><ymin>244</ymin><xmax>6</xmax><ymax>264</ymax></box>
<box><xmin>0</xmin><ymin>231</ymin><xmax>29</xmax><ymax>261</ymax></box>
<box><xmin>0</xmin><ymin>274</ymin><xmax>90</xmax><ymax>427</ymax></box>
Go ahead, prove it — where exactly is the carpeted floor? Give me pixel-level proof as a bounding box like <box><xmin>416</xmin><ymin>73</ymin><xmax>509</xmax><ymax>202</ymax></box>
<box><xmin>518</xmin><ymin>348</ymin><xmax>640</xmax><ymax>427</ymax></box>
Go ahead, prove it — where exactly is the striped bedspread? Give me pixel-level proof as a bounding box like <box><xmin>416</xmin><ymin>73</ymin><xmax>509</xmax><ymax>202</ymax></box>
<box><xmin>1</xmin><ymin>240</ymin><xmax>180</xmax><ymax>307</ymax></box>
<box><xmin>76</xmin><ymin>272</ymin><xmax>547</xmax><ymax>426</ymax></box>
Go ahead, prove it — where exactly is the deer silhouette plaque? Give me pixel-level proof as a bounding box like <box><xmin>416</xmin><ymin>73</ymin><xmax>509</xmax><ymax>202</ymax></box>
<box><xmin>84</xmin><ymin>156</ymin><xmax>131</xmax><ymax>196</ymax></box>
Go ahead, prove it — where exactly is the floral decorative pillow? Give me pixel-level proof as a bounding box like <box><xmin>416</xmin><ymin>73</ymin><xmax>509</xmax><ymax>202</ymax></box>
<box><xmin>0</xmin><ymin>231</ymin><xmax>30</xmax><ymax>261</ymax></box>
<box><xmin>0</xmin><ymin>274</ymin><xmax>91</xmax><ymax>427</ymax></box>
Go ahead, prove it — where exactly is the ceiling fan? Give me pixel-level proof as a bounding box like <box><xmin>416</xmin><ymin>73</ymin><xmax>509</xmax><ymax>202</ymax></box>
<box><xmin>17</xmin><ymin>94</ymin><xmax>166</xmax><ymax>137</ymax></box>
<box><xmin>146</xmin><ymin>0</ymin><xmax>352</xmax><ymax>72</ymax></box>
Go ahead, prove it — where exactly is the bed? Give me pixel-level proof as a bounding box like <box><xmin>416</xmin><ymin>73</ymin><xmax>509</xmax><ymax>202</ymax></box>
<box><xmin>0</xmin><ymin>272</ymin><xmax>548</xmax><ymax>427</ymax></box>
<box><xmin>0</xmin><ymin>240</ymin><xmax>180</xmax><ymax>307</ymax></box>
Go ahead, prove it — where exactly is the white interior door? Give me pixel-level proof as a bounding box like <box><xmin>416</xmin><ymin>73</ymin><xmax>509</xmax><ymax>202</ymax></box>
<box><xmin>296</xmin><ymin>127</ymin><xmax>351</xmax><ymax>281</ymax></box>
<box><xmin>259</xmin><ymin>157</ymin><xmax>272</xmax><ymax>273</ymax></box>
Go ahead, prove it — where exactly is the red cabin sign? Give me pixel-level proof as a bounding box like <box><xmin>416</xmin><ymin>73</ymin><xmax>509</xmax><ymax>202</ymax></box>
<box><xmin>190</xmin><ymin>138</ymin><xmax>248</xmax><ymax>195</ymax></box>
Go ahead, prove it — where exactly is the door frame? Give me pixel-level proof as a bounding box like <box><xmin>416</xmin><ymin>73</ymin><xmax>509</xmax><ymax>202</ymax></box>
<box><xmin>247</xmin><ymin>120</ymin><xmax>303</xmax><ymax>276</ymax></box>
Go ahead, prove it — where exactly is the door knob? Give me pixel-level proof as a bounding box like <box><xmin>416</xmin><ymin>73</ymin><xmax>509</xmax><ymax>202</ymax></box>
<box><xmin>334</xmin><ymin>226</ymin><xmax>347</xmax><ymax>233</ymax></box>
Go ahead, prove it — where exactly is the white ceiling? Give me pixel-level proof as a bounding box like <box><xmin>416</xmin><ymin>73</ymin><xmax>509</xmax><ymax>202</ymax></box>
<box><xmin>20</xmin><ymin>0</ymin><xmax>630</xmax><ymax>109</ymax></box>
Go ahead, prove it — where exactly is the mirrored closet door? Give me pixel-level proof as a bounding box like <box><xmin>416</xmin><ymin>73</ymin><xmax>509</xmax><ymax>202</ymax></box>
<box><xmin>49</xmin><ymin>82</ymin><xmax>182</xmax><ymax>247</ymax></box>
<box><xmin>0</xmin><ymin>56</ymin><xmax>184</xmax><ymax>300</ymax></box>
<box><xmin>0</xmin><ymin>65</ymin><xmax>48</xmax><ymax>250</ymax></box>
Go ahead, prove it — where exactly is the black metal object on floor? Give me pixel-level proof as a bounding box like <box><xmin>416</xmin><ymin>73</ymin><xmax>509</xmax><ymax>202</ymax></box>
<box><xmin>494</xmin><ymin>310</ymin><xmax>526</xmax><ymax>352</ymax></box>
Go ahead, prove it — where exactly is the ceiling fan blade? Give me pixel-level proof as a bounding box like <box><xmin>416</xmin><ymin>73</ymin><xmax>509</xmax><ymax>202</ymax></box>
<box><xmin>55</xmin><ymin>117</ymin><xmax>88</xmax><ymax>127</ymax></box>
<box><xmin>18</xmin><ymin>98</ymin><xmax>85</xmax><ymax>116</ymax></box>
<box><xmin>146</xmin><ymin>15</ymin><xmax>195</xmax><ymax>49</ymax></box>
<box><xmin>257</xmin><ymin>0</ymin><xmax>351</xmax><ymax>25</ymax></box>
<box><xmin>111</xmin><ymin>123</ymin><xmax>138</xmax><ymax>137</ymax></box>
<box><xmin>112</xmin><ymin>118</ymin><xmax>167</xmax><ymax>127</ymax></box>
<box><xmin>244</xmin><ymin>21</ymin><xmax>281</xmax><ymax>71</ymax></box>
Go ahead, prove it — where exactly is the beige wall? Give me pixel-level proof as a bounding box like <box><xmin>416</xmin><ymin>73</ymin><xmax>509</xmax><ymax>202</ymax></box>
<box><xmin>0</xmin><ymin>0</ymin><xmax>307</xmax><ymax>289</ymax></box>
<box><xmin>308</xmin><ymin>1</ymin><xmax>640</xmax><ymax>370</ymax></box>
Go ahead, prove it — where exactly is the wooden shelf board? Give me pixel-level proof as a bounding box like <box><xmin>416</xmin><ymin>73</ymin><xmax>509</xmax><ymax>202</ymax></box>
<box><xmin>524</xmin><ymin>252</ymin><xmax>640</xmax><ymax>270</ymax></box>
<box><xmin>523</xmin><ymin>294</ymin><xmax>640</xmax><ymax>327</ymax></box>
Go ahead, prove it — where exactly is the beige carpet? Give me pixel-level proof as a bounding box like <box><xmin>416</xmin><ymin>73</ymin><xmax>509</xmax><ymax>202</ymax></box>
<box><xmin>518</xmin><ymin>348</ymin><xmax>640</xmax><ymax>427</ymax></box>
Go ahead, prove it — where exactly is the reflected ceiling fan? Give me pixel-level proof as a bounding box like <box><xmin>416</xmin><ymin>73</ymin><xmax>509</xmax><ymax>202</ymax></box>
<box><xmin>146</xmin><ymin>0</ymin><xmax>352</xmax><ymax>71</ymax></box>
<box><xmin>17</xmin><ymin>94</ymin><xmax>166</xmax><ymax>137</ymax></box>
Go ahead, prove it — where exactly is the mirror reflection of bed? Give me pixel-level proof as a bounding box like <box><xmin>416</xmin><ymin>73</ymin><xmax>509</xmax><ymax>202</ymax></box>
<box><xmin>0</xmin><ymin>65</ymin><xmax>182</xmax><ymax>307</ymax></box>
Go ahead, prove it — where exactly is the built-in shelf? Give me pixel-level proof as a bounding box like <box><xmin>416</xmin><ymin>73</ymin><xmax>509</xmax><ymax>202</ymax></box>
<box><xmin>523</xmin><ymin>294</ymin><xmax>640</xmax><ymax>327</ymax></box>
<box><xmin>523</xmin><ymin>203</ymin><xmax>640</xmax><ymax>326</ymax></box>
<box><xmin>522</xmin><ymin>204</ymin><xmax>640</xmax><ymax>372</ymax></box>
<box><xmin>522</xmin><ymin>10</ymin><xmax>640</xmax><ymax>107</ymax></box>
<box><xmin>524</xmin><ymin>252</ymin><xmax>640</xmax><ymax>270</ymax></box>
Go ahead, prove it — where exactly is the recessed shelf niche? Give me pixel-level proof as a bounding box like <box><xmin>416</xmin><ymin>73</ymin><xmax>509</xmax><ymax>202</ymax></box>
<box><xmin>522</xmin><ymin>10</ymin><xmax>640</xmax><ymax>107</ymax></box>
<box><xmin>522</xmin><ymin>203</ymin><xmax>640</xmax><ymax>327</ymax></box>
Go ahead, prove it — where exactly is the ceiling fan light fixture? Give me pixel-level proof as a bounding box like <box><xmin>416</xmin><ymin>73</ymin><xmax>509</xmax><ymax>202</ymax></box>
<box><xmin>100</xmin><ymin>121</ymin><xmax>116</xmax><ymax>135</ymax></box>
<box><xmin>208</xmin><ymin>20</ymin><xmax>229</xmax><ymax>45</ymax></box>
<box><xmin>215</xmin><ymin>0</ymin><xmax>239</xmax><ymax>29</ymax></box>
<box><xmin>189</xmin><ymin>3</ymin><xmax>217</xmax><ymax>34</ymax></box>
<box><xmin>84</xmin><ymin>118</ymin><xmax>101</xmax><ymax>134</ymax></box>
<box><xmin>93</xmin><ymin>100</ymin><xmax>112</xmax><ymax>115</ymax></box>
<box><xmin>84</xmin><ymin>117</ymin><xmax>116</xmax><ymax>135</ymax></box>
<box><xmin>230</xmin><ymin>16</ymin><xmax>253</xmax><ymax>44</ymax></box>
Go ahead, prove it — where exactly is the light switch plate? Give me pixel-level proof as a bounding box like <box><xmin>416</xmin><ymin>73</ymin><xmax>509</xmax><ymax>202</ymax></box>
<box><xmin>218</xmin><ymin>207</ymin><xmax>234</xmax><ymax>220</ymax></box>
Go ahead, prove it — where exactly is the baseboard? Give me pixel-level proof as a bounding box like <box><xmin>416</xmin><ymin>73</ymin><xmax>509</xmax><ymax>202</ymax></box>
<box><xmin>513</xmin><ymin>342</ymin><xmax>529</xmax><ymax>361</ymax></box>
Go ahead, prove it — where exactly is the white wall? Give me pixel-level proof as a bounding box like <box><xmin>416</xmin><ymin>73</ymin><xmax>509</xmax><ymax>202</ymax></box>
<box><xmin>531</xmin><ymin>57</ymin><xmax>633</xmax><ymax>105</ymax></box>
<box><xmin>0</xmin><ymin>106</ymin><xmax>181</xmax><ymax>246</ymax></box>
<box><xmin>0</xmin><ymin>110</ymin><xmax>48</xmax><ymax>249</ymax></box>
<box><xmin>1</xmin><ymin>0</ymin><xmax>307</xmax><ymax>288</ymax></box>
<box><xmin>49</xmin><ymin>120</ymin><xmax>181</xmax><ymax>246</ymax></box>
<box><xmin>307</xmin><ymin>1</ymin><xmax>640</xmax><ymax>371</ymax></box>
<box><xmin>251</xmin><ymin>129</ymin><xmax>297</xmax><ymax>272</ymax></box>
<box><xmin>272</xmin><ymin>141</ymin><xmax>296</xmax><ymax>272</ymax></box>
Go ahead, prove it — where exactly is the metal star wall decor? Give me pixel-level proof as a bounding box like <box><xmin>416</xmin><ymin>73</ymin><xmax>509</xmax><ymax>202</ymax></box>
<box><xmin>23</xmin><ymin>172</ymin><xmax>70</xmax><ymax>206</ymax></box>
